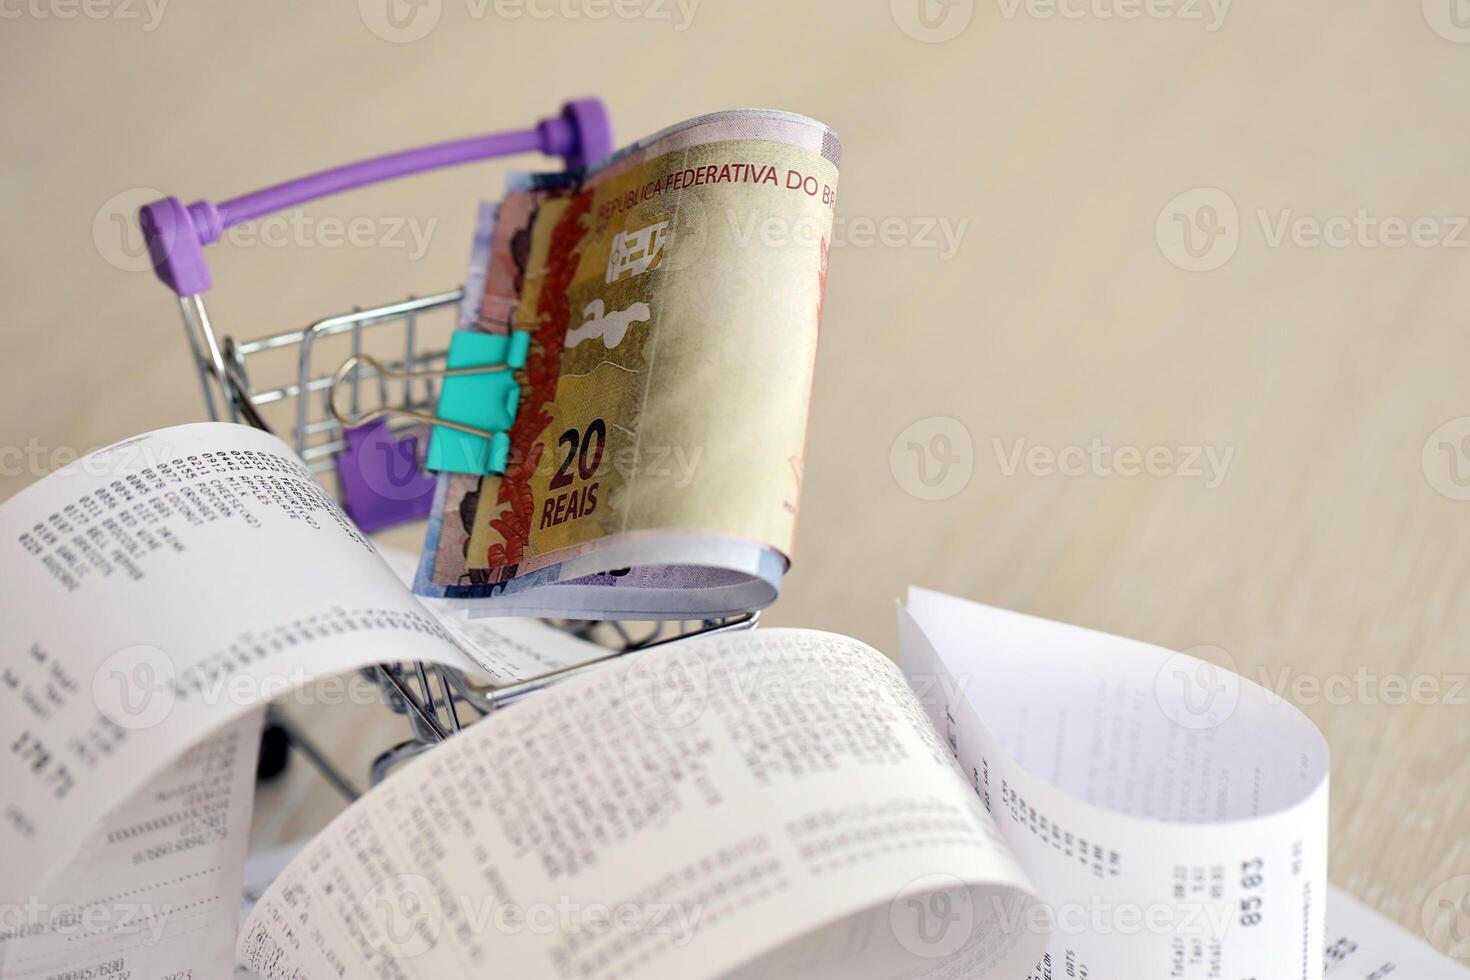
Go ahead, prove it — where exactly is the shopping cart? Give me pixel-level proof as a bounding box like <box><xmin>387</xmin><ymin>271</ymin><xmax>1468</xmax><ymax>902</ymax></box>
<box><xmin>137</xmin><ymin>98</ymin><xmax>755</xmax><ymax>797</ymax></box>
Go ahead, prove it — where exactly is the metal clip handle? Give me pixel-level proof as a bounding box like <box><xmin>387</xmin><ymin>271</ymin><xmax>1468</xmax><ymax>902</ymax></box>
<box><xmin>328</xmin><ymin>353</ymin><xmax>511</xmax><ymax>439</ymax></box>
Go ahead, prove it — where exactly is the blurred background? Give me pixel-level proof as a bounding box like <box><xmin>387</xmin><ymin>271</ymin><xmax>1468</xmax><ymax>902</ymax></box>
<box><xmin>3</xmin><ymin>0</ymin><xmax>1468</xmax><ymax>954</ymax></box>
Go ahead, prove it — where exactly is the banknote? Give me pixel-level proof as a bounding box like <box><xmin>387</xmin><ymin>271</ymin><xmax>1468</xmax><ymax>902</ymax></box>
<box><xmin>422</xmin><ymin>182</ymin><xmax>660</xmax><ymax>604</ymax></box>
<box><xmin>415</xmin><ymin>110</ymin><xmax>840</xmax><ymax>618</ymax></box>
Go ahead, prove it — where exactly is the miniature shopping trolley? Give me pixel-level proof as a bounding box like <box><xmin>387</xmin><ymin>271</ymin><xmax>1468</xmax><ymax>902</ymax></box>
<box><xmin>137</xmin><ymin>98</ymin><xmax>754</xmax><ymax>796</ymax></box>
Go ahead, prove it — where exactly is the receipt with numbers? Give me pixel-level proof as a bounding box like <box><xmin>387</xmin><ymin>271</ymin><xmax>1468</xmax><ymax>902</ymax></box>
<box><xmin>901</xmin><ymin>587</ymin><xmax>1332</xmax><ymax>979</ymax></box>
<box><xmin>1</xmin><ymin>423</ymin><xmax>1464</xmax><ymax>980</ymax></box>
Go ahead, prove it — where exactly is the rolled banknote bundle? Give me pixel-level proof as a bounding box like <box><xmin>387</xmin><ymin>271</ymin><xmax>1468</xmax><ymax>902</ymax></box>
<box><xmin>414</xmin><ymin>110</ymin><xmax>841</xmax><ymax>620</ymax></box>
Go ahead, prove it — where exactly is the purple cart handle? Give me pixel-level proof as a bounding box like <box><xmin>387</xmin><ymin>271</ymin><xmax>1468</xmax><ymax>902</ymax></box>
<box><xmin>139</xmin><ymin>98</ymin><xmax>612</xmax><ymax>297</ymax></box>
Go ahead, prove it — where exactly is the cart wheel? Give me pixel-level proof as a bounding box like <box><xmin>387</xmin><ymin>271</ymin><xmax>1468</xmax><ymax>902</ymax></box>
<box><xmin>256</xmin><ymin>722</ymin><xmax>292</xmax><ymax>782</ymax></box>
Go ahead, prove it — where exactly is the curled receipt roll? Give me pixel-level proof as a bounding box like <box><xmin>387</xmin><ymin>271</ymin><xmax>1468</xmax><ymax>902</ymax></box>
<box><xmin>1</xmin><ymin>424</ymin><xmax>1462</xmax><ymax>979</ymax></box>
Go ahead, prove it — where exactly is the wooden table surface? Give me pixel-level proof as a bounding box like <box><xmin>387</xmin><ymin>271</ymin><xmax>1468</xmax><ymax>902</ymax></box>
<box><xmin>2</xmin><ymin>0</ymin><xmax>1467</xmax><ymax>957</ymax></box>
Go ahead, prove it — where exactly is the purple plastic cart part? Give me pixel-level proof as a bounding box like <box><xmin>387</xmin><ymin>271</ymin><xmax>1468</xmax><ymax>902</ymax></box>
<box><xmin>138</xmin><ymin>98</ymin><xmax>613</xmax><ymax>297</ymax></box>
<box><xmin>336</xmin><ymin>419</ymin><xmax>438</xmax><ymax>533</ymax></box>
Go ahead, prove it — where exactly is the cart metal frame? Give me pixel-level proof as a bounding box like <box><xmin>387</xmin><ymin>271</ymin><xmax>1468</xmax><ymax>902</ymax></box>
<box><xmin>140</xmin><ymin>99</ymin><xmax>756</xmax><ymax>796</ymax></box>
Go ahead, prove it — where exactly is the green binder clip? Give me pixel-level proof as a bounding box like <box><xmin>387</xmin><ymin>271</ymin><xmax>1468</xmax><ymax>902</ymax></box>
<box><xmin>425</xmin><ymin>330</ymin><xmax>529</xmax><ymax>475</ymax></box>
<box><xmin>328</xmin><ymin>329</ymin><xmax>529</xmax><ymax>477</ymax></box>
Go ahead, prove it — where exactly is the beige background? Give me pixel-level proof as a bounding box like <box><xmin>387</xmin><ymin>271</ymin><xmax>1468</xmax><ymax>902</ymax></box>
<box><xmin>3</xmin><ymin>0</ymin><xmax>1469</xmax><ymax>958</ymax></box>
